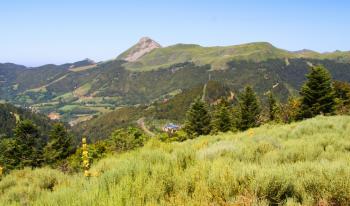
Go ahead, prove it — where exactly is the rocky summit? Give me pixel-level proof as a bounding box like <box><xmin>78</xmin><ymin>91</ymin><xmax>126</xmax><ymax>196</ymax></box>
<box><xmin>119</xmin><ymin>37</ymin><xmax>162</xmax><ymax>62</ymax></box>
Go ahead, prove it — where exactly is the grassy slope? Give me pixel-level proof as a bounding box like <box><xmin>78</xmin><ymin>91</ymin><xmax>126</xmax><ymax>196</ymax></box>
<box><xmin>124</xmin><ymin>42</ymin><xmax>350</xmax><ymax>71</ymax></box>
<box><xmin>1</xmin><ymin>115</ymin><xmax>350</xmax><ymax>205</ymax></box>
<box><xmin>124</xmin><ymin>42</ymin><xmax>292</xmax><ymax>71</ymax></box>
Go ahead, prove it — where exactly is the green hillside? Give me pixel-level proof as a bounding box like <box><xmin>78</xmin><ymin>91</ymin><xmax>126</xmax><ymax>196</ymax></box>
<box><xmin>123</xmin><ymin>41</ymin><xmax>350</xmax><ymax>71</ymax></box>
<box><xmin>0</xmin><ymin>103</ymin><xmax>55</xmax><ymax>138</ymax></box>
<box><xmin>1</xmin><ymin>115</ymin><xmax>349</xmax><ymax>205</ymax></box>
<box><xmin>73</xmin><ymin>81</ymin><xmax>231</xmax><ymax>141</ymax></box>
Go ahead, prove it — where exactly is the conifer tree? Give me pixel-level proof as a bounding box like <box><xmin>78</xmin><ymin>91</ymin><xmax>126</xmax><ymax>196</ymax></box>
<box><xmin>44</xmin><ymin>123</ymin><xmax>74</xmax><ymax>165</ymax></box>
<box><xmin>13</xmin><ymin>120</ymin><xmax>44</xmax><ymax>168</ymax></box>
<box><xmin>299</xmin><ymin>65</ymin><xmax>336</xmax><ymax>119</ymax></box>
<box><xmin>238</xmin><ymin>86</ymin><xmax>261</xmax><ymax>130</ymax></box>
<box><xmin>184</xmin><ymin>98</ymin><xmax>211</xmax><ymax>136</ymax></box>
<box><xmin>211</xmin><ymin>98</ymin><xmax>232</xmax><ymax>133</ymax></box>
<box><xmin>0</xmin><ymin>138</ymin><xmax>21</xmax><ymax>171</ymax></box>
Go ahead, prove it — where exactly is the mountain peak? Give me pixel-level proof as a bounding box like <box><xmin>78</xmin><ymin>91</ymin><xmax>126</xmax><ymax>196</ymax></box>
<box><xmin>138</xmin><ymin>36</ymin><xmax>156</xmax><ymax>44</ymax></box>
<box><xmin>118</xmin><ymin>37</ymin><xmax>162</xmax><ymax>62</ymax></box>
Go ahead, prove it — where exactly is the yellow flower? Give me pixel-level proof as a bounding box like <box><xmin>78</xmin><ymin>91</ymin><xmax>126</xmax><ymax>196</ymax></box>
<box><xmin>248</xmin><ymin>129</ymin><xmax>254</xmax><ymax>137</ymax></box>
<box><xmin>82</xmin><ymin>144</ymin><xmax>88</xmax><ymax>150</ymax></box>
<box><xmin>0</xmin><ymin>166</ymin><xmax>3</xmax><ymax>176</ymax></box>
<box><xmin>82</xmin><ymin>137</ymin><xmax>90</xmax><ymax>177</ymax></box>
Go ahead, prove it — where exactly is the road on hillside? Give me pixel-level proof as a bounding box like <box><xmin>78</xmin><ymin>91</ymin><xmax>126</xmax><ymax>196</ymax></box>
<box><xmin>137</xmin><ymin>117</ymin><xmax>156</xmax><ymax>137</ymax></box>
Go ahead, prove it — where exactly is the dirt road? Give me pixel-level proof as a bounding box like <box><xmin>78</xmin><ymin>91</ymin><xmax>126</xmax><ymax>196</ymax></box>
<box><xmin>137</xmin><ymin>117</ymin><xmax>155</xmax><ymax>137</ymax></box>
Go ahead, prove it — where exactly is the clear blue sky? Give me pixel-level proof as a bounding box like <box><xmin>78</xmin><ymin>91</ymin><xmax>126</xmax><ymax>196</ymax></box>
<box><xmin>1</xmin><ymin>0</ymin><xmax>349</xmax><ymax>66</ymax></box>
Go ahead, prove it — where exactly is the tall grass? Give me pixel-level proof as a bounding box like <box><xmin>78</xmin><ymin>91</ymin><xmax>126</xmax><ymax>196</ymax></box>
<box><xmin>1</xmin><ymin>116</ymin><xmax>350</xmax><ymax>206</ymax></box>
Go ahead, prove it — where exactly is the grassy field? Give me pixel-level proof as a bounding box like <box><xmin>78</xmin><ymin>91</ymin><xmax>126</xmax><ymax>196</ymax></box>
<box><xmin>1</xmin><ymin>115</ymin><xmax>350</xmax><ymax>205</ymax></box>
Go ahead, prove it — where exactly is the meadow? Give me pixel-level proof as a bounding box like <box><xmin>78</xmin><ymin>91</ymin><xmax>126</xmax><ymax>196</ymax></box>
<box><xmin>1</xmin><ymin>115</ymin><xmax>350</xmax><ymax>206</ymax></box>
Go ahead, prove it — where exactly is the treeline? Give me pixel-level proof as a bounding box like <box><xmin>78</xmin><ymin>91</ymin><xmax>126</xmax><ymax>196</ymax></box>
<box><xmin>0</xmin><ymin>121</ymin><xmax>74</xmax><ymax>172</ymax></box>
<box><xmin>180</xmin><ymin>65</ymin><xmax>350</xmax><ymax>138</ymax></box>
<box><xmin>0</xmin><ymin>119</ymin><xmax>148</xmax><ymax>174</ymax></box>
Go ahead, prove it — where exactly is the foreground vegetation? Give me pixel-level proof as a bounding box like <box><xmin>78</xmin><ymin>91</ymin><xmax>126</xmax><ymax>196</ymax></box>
<box><xmin>1</xmin><ymin>115</ymin><xmax>350</xmax><ymax>205</ymax></box>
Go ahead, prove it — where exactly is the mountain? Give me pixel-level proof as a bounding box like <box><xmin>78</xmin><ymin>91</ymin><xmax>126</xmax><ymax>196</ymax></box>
<box><xmin>117</xmin><ymin>37</ymin><xmax>162</xmax><ymax>62</ymax></box>
<box><xmin>121</xmin><ymin>41</ymin><xmax>350</xmax><ymax>71</ymax></box>
<box><xmin>122</xmin><ymin>42</ymin><xmax>292</xmax><ymax>71</ymax></box>
<box><xmin>1</xmin><ymin>38</ymin><xmax>350</xmax><ymax>124</ymax></box>
<box><xmin>0</xmin><ymin>59</ymin><xmax>96</xmax><ymax>94</ymax></box>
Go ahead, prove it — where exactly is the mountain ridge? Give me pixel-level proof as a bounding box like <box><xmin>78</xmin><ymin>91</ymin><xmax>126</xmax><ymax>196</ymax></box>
<box><xmin>121</xmin><ymin>40</ymin><xmax>350</xmax><ymax>71</ymax></box>
<box><xmin>2</xmin><ymin>39</ymin><xmax>350</xmax><ymax>69</ymax></box>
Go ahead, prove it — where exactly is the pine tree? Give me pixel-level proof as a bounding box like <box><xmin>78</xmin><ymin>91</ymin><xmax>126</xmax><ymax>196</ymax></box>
<box><xmin>211</xmin><ymin>98</ymin><xmax>232</xmax><ymax>133</ymax></box>
<box><xmin>184</xmin><ymin>98</ymin><xmax>211</xmax><ymax>136</ymax></box>
<box><xmin>299</xmin><ymin>65</ymin><xmax>336</xmax><ymax>119</ymax></box>
<box><xmin>238</xmin><ymin>86</ymin><xmax>261</xmax><ymax>130</ymax></box>
<box><xmin>44</xmin><ymin>123</ymin><xmax>74</xmax><ymax>165</ymax></box>
<box><xmin>0</xmin><ymin>138</ymin><xmax>21</xmax><ymax>171</ymax></box>
<box><xmin>267</xmin><ymin>92</ymin><xmax>279</xmax><ymax>121</ymax></box>
<box><xmin>13</xmin><ymin>120</ymin><xmax>44</xmax><ymax>168</ymax></box>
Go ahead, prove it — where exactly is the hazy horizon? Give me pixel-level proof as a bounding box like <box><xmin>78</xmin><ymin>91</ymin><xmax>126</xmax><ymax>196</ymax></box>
<box><xmin>1</xmin><ymin>0</ymin><xmax>350</xmax><ymax>66</ymax></box>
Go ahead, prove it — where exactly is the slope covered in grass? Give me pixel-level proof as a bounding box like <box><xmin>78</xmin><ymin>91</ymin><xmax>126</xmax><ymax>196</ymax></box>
<box><xmin>123</xmin><ymin>41</ymin><xmax>350</xmax><ymax>71</ymax></box>
<box><xmin>123</xmin><ymin>42</ymin><xmax>292</xmax><ymax>71</ymax></box>
<box><xmin>1</xmin><ymin>116</ymin><xmax>350</xmax><ymax>205</ymax></box>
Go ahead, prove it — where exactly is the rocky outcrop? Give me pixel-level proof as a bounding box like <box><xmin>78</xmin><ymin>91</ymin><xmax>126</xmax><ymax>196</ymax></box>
<box><xmin>120</xmin><ymin>37</ymin><xmax>162</xmax><ymax>62</ymax></box>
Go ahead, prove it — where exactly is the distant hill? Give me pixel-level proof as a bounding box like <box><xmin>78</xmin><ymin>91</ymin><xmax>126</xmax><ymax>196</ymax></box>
<box><xmin>0</xmin><ymin>103</ymin><xmax>56</xmax><ymax>138</ymax></box>
<box><xmin>1</xmin><ymin>38</ymin><xmax>350</xmax><ymax>123</ymax></box>
<box><xmin>121</xmin><ymin>39</ymin><xmax>350</xmax><ymax>71</ymax></box>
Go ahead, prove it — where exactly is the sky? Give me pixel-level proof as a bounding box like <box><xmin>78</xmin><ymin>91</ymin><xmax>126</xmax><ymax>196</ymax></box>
<box><xmin>1</xmin><ymin>0</ymin><xmax>350</xmax><ymax>66</ymax></box>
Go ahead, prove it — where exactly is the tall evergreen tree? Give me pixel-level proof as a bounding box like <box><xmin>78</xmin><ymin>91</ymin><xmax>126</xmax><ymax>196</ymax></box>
<box><xmin>211</xmin><ymin>98</ymin><xmax>232</xmax><ymax>133</ymax></box>
<box><xmin>0</xmin><ymin>138</ymin><xmax>21</xmax><ymax>171</ymax></box>
<box><xmin>13</xmin><ymin>120</ymin><xmax>44</xmax><ymax>168</ymax></box>
<box><xmin>299</xmin><ymin>65</ymin><xmax>336</xmax><ymax>119</ymax></box>
<box><xmin>238</xmin><ymin>86</ymin><xmax>261</xmax><ymax>130</ymax></box>
<box><xmin>267</xmin><ymin>92</ymin><xmax>279</xmax><ymax>121</ymax></box>
<box><xmin>184</xmin><ymin>98</ymin><xmax>211</xmax><ymax>136</ymax></box>
<box><xmin>44</xmin><ymin>123</ymin><xmax>74</xmax><ymax>165</ymax></box>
